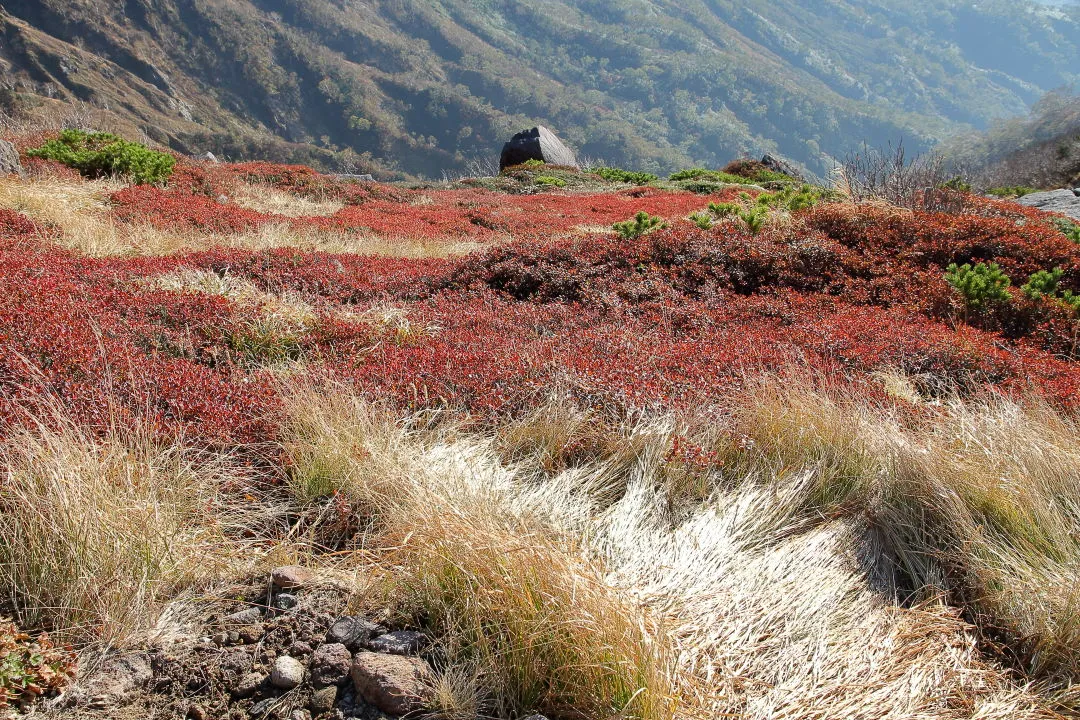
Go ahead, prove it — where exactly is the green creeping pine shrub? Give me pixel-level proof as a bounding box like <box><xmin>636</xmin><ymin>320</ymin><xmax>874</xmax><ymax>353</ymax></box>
<box><xmin>613</xmin><ymin>211</ymin><xmax>667</xmax><ymax>239</ymax></box>
<box><xmin>987</xmin><ymin>186</ymin><xmax>1037</xmax><ymax>198</ymax></box>
<box><xmin>1021</xmin><ymin>268</ymin><xmax>1064</xmax><ymax>300</ymax></box>
<box><xmin>1051</xmin><ymin>217</ymin><xmax>1080</xmax><ymax>243</ymax></box>
<box><xmin>939</xmin><ymin>176</ymin><xmax>972</xmax><ymax>193</ymax></box>
<box><xmin>594</xmin><ymin>167</ymin><xmax>658</xmax><ymax>185</ymax></box>
<box><xmin>1021</xmin><ymin>267</ymin><xmax>1080</xmax><ymax>310</ymax></box>
<box><xmin>535</xmin><ymin>175</ymin><xmax>567</xmax><ymax>188</ymax></box>
<box><xmin>522</xmin><ymin>158</ymin><xmax>546</xmax><ymax>168</ymax></box>
<box><xmin>945</xmin><ymin>262</ymin><xmax>1011</xmax><ymax>310</ymax></box>
<box><xmin>669</xmin><ymin>168</ymin><xmax>756</xmax><ymax>185</ymax></box>
<box><xmin>739</xmin><ymin>207</ymin><xmax>768</xmax><ymax>234</ymax></box>
<box><xmin>707</xmin><ymin>202</ymin><xmax>739</xmax><ymax>218</ymax></box>
<box><xmin>689</xmin><ymin>212</ymin><xmax>713</xmax><ymax>230</ymax></box>
<box><xmin>26</xmin><ymin>129</ymin><xmax>176</xmax><ymax>184</ymax></box>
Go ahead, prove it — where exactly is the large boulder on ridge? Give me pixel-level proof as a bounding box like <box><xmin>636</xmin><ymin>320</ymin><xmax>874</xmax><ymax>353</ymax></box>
<box><xmin>500</xmin><ymin>126</ymin><xmax>578</xmax><ymax>170</ymax></box>
<box><xmin>1017</xmin><ymin>188</ymin><xmax>1080</xmax><ymax>221</ymax></box>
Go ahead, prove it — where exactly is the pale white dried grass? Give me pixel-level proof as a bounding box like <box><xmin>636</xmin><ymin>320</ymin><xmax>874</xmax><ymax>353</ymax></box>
<box><xmin>280</xmin><ymin>381</ymin><xmax>1067</xmax><ymax>719</ymax></box>
<box><xmin>231</xmin><ymin>182</ymin><xmax>345</xmax><ymax>218</ymax></box>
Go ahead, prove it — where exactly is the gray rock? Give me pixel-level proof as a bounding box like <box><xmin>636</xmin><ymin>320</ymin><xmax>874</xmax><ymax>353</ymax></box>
<box><xmin>250</xmin><ymin>698</ymin><xmax>278</xmax><ymax>717</ymax></box>
<box><xmin>327</xmin><ymin>617</ymin><xmax>381</xmax><ymax>650</ymax></box>
<box><xmin>310</xmin><ymin>685</ymin><xmax>338</xmax><ymax>713</ymax></box>
<box><xmin>366</xmin><ymin>631</ymin><xmax>427</xmax><ymax>656</ymax></box>
<box><xmin>760</xmin><ymin>153</ymin><xmax>802</xmax><ymax>181</ymax></box>
<box><xmin>310</xmin><ymin>643</ymin><xmax>353</xmax><ymax>687</ymax></box>
<box><xmin>500</xmin><ymin>126</ymin><xmax>578</xmax><ymax>170</ymax></box>
<box><xmin>0</xmin><ymin>140</ymin><xmax>22</xmax><ymax>177</ymax></box>
<box><xmin>291</xmin><ymin>711</ymin><xmax>312</xmax><ymax>720</ymax></box>
<box><xmin>1017</xmin><ymin>188</ymin><xmax>1080</xmax><ymax>221</ymax></box>
<box><xmin>271</xmin><ymin>656</ymin><xmax>305</xmax><ymax>690</ymax></box>
<box><xmin>224</xmin><ymin>607</ymin><xmax>263</xmax><ymax>625</ymax></box>
<box><xmin>82</xmin><ymin>653</ymin><xmax>153</xmax><ymax>707</ymax></box>
<box><xmin>276</xmin><ymin>593</ymin><xmax>300</xmax><ymax>611</ymax></box>
<box><xmin>272</xmin><ymin>565</ymin><xmax>314</xmax><ymax>590</ymax></box>
<box><xmin>350</xmin><ymin>652</ymin><xmax>433</xmax><ymax>716</ymax></box>
<box><xmin>232</xmin><ymin>672</ymin><xmax>265</xmax><ymax>698</ymax></box>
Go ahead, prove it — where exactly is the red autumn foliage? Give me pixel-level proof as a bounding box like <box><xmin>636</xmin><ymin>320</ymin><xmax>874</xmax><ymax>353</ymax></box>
<box><xmin>3</xmin><ymin>157</ymin><xmax>1080</xmax><ymax>454</ymax></box>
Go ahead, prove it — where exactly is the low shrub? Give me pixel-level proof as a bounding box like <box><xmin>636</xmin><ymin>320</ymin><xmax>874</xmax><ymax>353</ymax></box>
<box><xmin>1051</xmin><ymin>217</ymin><xmax>1080</xmax><ymax>243</ymax></box>
<box><xmin>669</xmin><ymin>168</ymin><xmax>755</xmax><ymax>185</ymax></box>
<box><xmin>945</xmin><ymin>262</ymin><xmax>1012</xmax><ymax>310</ymax></box>
<box><xmin>26</xmin><ymin>130</ymin><xmax>176</xmax><ymax>185</ymax></box>
<box><xmin>987</xmin><ymin>186</ymin><xmax>1038</xmax><ymax>198</ymax></box>
<box><xmin>534</xmin><ymin>175</ymin><xmax>567</xmax><ymax>188</ymax></box>
<box><xmin>613</xmin><ymin>211</ymin><xmax>667</xmax><ymax>239</ymax></box>
<box><xmin>594</xmin><ymin>167</ymin><xmax>658</xmax><ymax>185</ymax></box>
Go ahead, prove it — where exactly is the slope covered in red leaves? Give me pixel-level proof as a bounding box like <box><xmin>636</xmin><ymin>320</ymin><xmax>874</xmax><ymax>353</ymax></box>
<box><xmin>3</xmin><ymin>159</ymin><xmax>1080</xmax><ymax>452</ymax></box>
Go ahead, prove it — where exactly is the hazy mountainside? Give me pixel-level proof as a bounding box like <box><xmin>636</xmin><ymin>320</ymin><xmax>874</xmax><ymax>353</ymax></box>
<box><xmin>0</xmin><ymin>0</ymin><xmax>1077</xmax><ymax>177</ymax></box>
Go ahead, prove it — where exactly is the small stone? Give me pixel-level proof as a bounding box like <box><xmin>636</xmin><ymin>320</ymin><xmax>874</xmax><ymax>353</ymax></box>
<box><xmin>290</xmin><ymin>711</ymin><xmax>311</xmax><ymax>720</ymax></box>
<box><xmin>250</xmin><ymin>698</ymin><xmax>277</xmax><ymax>717</ymax></box>
<box><xmin>288</xmin><ymin>640</ymin><xmax>313</xmax><ymax>657</ymax></box>
<box><xmin>326</xmin><ymin>617</ymin><xmax>380</xmax><ymax>650</ymax></box>
<box><xmin>232</xmin><ymin>672</ymin><xmax>265</xmax><ymax>698</ymax></box>
<box><xmin>309</xmin><ymin>643</ymin><xmax>352</xmax><ymax>687</ymax></box>
<box><xmin>272</xmin><ymin>566</ymin><xmax>314</xmax><ymax>590</ymax></box>
<box><xmin>188</xmin><ymin>705</ymin><xmax>208</xmax><ymax>720</ymax></box>
<box><xmin>310</xmin><ymin>685</ymin><xmax>337</xmax><ymax>713</ymax></box>
<box><xmin>522</xmin><ymin>716</ymin><xmax>551</xmax><ymax>720</ymax></box>
<box><xmin>276</xmin><ymin>593</ymin><xmax>300</xmax><ymax>611</ymax></box>
<box><xmin>366</xmin><ymin>630</ymin><xmax>427</xmax><ymax>656</ymax></box>
<box><xmin>227</xmin><ymin>631</ymin><xmax>242</xmax><ymax>645</ymax></box>
<box><xmin>224</xmin><ymin>607</ymin><xmax>263</xmax><ymax>625</ymax></box>
<box><xmin>213</xmin><ymin>632</ymin><xmax>228</xmax><ymax>646</ymax></box>
<box><xmin>270</xmin><ymin>656</ymin><xmax>305</xmax><ymax>690</ymax></box>
<box><xmin>350</xmin><ymin>652</ymin><xmax>433</xmax><ymax>716</ymax></box>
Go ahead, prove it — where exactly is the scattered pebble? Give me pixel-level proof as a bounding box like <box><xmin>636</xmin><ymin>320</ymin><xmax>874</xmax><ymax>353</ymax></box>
<box><xmin>326</xmin><ymin>616</ymin><xmax>380</xmax><ymax>650</ymax></box>
<box><xmin>272</xmin><ymin>566</ymin><xmax>314</xmax><ymax>590</ymax></box>
<box><xmin>270</xmin><ymin>656</ymin><xmax>305</xmax><ymax>690</ymax></box>
<box><xmin>276</xmin><ymin>593</ymin><xmax>300</xmax><ymax>611</ymax></box>
<box><xmin>367</xmin><ymin>630</ymin><xmax>427</xmax><ymax>656</ymax></box>
<box><xmin>223</xmin><ymin>607</ymin><xmax>263</xmax><ymax>625</ymax></box>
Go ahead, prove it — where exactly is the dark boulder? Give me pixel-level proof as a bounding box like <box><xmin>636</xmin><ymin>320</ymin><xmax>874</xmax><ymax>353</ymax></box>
<box><xmin>760</xmin><ymin>153</ymin><xmax>802</xmax><ymax>181</ymax></box>
<box><xmin>500</xmin><ymin>126</ymin><xmax>578</xmax><ymax>170</ymax></box>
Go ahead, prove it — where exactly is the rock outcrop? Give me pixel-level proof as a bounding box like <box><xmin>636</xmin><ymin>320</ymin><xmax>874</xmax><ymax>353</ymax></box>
<box><xmin>1017</xmin><ymin>188</ymin><xmax>1080</xmax><ymax>221</ymax></box>
<box><xmin>0</xmin><ymin>140</ymin><xmax>24</xmax><ymax>176</ymax></box>
<box><xmin>500</xmin><ymin>126</ymin><xmax>578</xmax><ymax>170</ymax></box>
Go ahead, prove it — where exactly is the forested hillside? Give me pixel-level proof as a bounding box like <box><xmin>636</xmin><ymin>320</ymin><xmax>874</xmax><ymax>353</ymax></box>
<box><xmin>0</xmin><ymin>0</ymin><xmax>1077</xmax><ymax>177</ymax></box>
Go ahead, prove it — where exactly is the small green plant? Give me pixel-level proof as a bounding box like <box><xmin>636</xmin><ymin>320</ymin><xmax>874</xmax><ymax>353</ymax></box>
<box><xmin>535</xmin><ymin>175</ymin><xmax>567</xmax><ymax>188</ymax></box>
<box><xmin>987</xmin><ymin>186</ymin><xmax>1037</xmax><ymax>198</ymax></box>
<box><xmin>939</xmin><ymin>176</ymin><xmax>972</xmax><ymax>193</ymax></box>
<box><xmin>613</xmin><ymin>211</ymin><xmax>667</xmax><ymax>239</ymax></box>
<box><xmin>1021</xmin><ymin>268</ymin><xmax>1064</xmax><ymax>300</ymax></box>
<box><xmin>26</xmin><ymin>129</ymin><xmax>176</xmax><ymax>184</ymax></box>
<box><xmin>1020</xmin><ymin>267</ymin><xmax>1080</xmax><ymax>311</ymax></box>
<box><xmin>669</xmin><ymin>168</ymin><xmax>755</xmax><ymax>185</ymax></box>
<box><xmin>945</xmin><ymin>262</ymin><xmax>1011</xmax><ymax>310</ymax></box>
<box><xmin>594</xmin><ymin>167</ymin><xmax>657</xmax><ymax>185</ymax></box>
<box><xmin>1050</xmin><ymin>217</ymin><xmax>1080</xmax><ymax>244</ymax></box>
<box><xmin>707</xmin><ymin>202</ymin><xmax>739</xmax><ymax>218</ymax></box>
<box><xmin>738</xmin><ymin>207</ymin><xmax>768</xmax><ymax>234</ymax></box>
<box><xmin>522</xmin><ymin>159</ymin><xmax>546</xmax><ymax>168</ymax></box>
<box><xmin>689</xmin><ymin>212</ymin><xmax>713</xmax><ymax>230</ymax></box>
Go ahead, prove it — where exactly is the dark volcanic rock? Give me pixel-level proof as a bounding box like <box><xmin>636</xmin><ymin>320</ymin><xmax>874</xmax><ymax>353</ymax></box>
<box><xmin>500</xmin><ymin>126</ymin><xmax>578</xmax><ymax>170</ymax></box>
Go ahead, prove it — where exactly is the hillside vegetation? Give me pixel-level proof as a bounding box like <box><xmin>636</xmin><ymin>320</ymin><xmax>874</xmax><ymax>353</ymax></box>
<box><xmin>0</xmin><ymin>0</ymin><xmax>1077</xmax><ymax>177</ymax></box>
<box><xmin>4</xmin><ymin>131</ymin><xmax>1080</xmax><ymax>718</ymax></box>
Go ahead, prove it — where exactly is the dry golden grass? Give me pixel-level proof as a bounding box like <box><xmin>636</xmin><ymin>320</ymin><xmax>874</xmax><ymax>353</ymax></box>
<box><xmin>0</xmin><ymin>175</ymin><xmax>486</xmax><ymax>257</ymax></box>
<box><xmin>231</xmin><ymin>182</ymin><xmax>345</xmax><ymax>217</ymax></box>
<box><xmin>0</xmin><ymin>400</ymin><xmax>265</xmax><ymax>646</ymax></box>
<box><xmin>278</xmin><ymin>379</ymin><xmax>1074</xmax><ymax>719</ymax></box>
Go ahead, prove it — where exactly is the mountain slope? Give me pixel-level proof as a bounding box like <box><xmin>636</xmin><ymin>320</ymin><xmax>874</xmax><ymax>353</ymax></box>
<box><xmin>0</xmin><ymin>0</ymin><xmax>1077</xmax><ymax>177</ymax></box>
